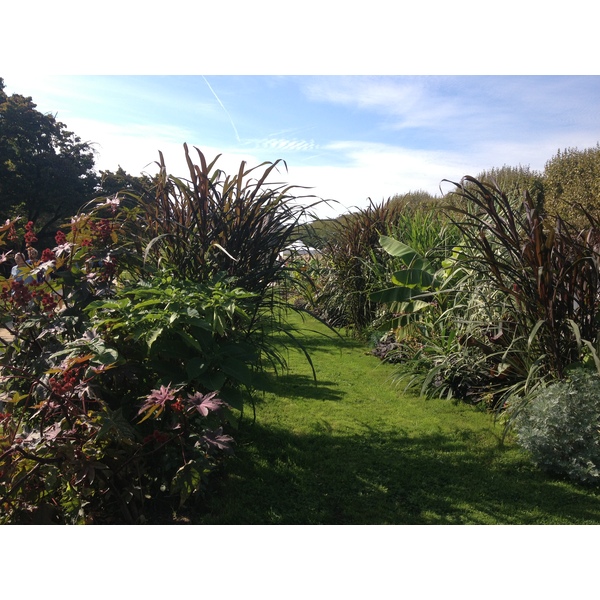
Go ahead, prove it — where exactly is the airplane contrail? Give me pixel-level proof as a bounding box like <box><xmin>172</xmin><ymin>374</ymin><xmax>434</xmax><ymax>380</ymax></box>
<box><xmin>202</xmin><ymin>75</ymin><xmax>241</xmax><ymax>143</ymax></box>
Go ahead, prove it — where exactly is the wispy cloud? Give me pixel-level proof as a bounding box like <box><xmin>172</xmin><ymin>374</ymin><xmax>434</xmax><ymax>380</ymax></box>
<box><xmin>202</xmin><ymin>76</ymin><xmax>241</xmax><ymax>143</ymax></box>
<box><xmin>255</xmin><ymin>138</ymin><xmax>319</xmax><ymax>152</ymax></box>
<box><xmin>301</xmin><ymin>75</ymin><xmax>600</xmax><ymax>146</ymax></box>
<box><xmin>302</xmin><ymin>76</ymin><xmax>460</xmax><ymax>130</ymax></box>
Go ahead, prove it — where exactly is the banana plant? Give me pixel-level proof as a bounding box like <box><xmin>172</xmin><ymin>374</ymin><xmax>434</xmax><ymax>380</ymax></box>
<box><xmin>370</xmin><ymin>235</ymin><xmax>446</xmax><ymax>326</ymax></box>
<box><xmin>370</xmin><ymin>235</ymin><xmax>436</xmax><ymax>317</ymax></box>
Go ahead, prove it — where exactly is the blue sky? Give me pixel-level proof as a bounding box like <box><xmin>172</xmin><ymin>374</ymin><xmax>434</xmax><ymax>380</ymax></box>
<box><xmin>4</xmin><ymin>74</ymin><xmax>600</xmax><ymax>219</ymax></box>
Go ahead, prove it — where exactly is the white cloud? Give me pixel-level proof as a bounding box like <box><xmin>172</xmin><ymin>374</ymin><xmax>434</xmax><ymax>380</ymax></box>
<box><xmin>254</xmin><ymin>138</ymin><xmax>320</xmax><ymax>152</ymax></box>
<box><xmin>303</xmin><ymin>77</ymin><xmax>461</xmax><ymax>131</ymax></box>
<box><xmin>72</xmin><ymin>111</ymin><xmax>597</xmax><ymax>222</ymax></box>
<box><xmin>283</xmin><ymin>142</ymin><xmax>475</xmax><ymax>219</ymax></box>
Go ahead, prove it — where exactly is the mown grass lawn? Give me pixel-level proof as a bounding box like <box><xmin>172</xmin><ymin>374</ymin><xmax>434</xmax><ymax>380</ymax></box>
<box><xmin>196</xmin><ymin>312</ymin><xmax>600</xmax><ymax>525</ymax></box>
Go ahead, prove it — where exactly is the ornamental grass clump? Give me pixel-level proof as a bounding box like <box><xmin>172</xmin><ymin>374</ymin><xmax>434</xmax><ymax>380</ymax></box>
<box><xmin>450</xmin><ymin>176</ymin><xmax>600</xmax><ymax>379</ymax></box>
<box><xmin>417</xmin><ymin>175</ymin><xmax>600</xmax><ymax>406</ymax></box>
<box><xmin>135</xmin><ymin>143</ymin><xmax>319</xmax><ymax>295</ymax></box>
<box><xmin>510</xmin><ymin>368</ymin><xmax>600</xmax><ymax>485</ymax></box>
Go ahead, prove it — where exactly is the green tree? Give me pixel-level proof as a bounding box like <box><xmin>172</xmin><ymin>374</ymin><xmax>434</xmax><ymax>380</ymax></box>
<box><xmin>94</xmin><ymin>166</ymin><xmax>155</xmax><ymax>201</ymax></box>
<box><xmin>475</xmin><ymin>164</ymin><xmax>544</xmax><ymax>202</ymax></box>
<box><xmin>0</xmin><ymin>77</ymin><xmax>98</xmax><ymax>242</ymax></box>
<box><xmin>543</xmin><ymin>145</ymin><xmax>600</xmax><ymax>227</ymax></box>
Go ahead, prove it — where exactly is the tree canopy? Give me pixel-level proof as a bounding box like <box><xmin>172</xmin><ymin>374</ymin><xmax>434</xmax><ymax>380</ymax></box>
<box><xmin>0</xmin><ymin>77</ymin><xmax>98</xmax><ymax>242</ymax></box>
<box><xmin>543</xmin><ymin>145</ymin><xmax>600</xmax><ymax>227</ymax></box>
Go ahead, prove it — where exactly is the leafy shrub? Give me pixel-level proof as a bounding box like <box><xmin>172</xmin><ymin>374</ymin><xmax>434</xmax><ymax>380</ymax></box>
<box><xmin>85</xmin><ymin>274</ymin><xmax>259</xmax><ymax>409</ymax></box>
<box><xmin>510</xmin><ymin>368</ymin><xmax>600</xmax><ymax>485</ymax></box>
<box><xmin>474</xmin><ymin>164</ymin><xmax>544</xmax><ymax>203</ymax></box>
<box><xmin>0</xmin><ymin>198</ymin><xmax>237</xmax><ymax>523</ymax></box>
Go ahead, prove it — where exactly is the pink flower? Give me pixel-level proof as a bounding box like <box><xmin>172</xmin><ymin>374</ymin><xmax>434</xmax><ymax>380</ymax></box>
<box><xmin>186</xmin><ymin>391</ymin><xmax>228</xmax><ymax>417</ymax></box>
<box><xmin>201</xmin><ymin>427</ymin><xmax>235</xmax><ymax>454</ymax></box>
<box><xmin>99</xmin><ymin>195</ymin><xmax>121</xmax><ymax>210</ymax></box>
<box><xmin>145</xmin><ymin>384</ymin><xmax>176</xmax><ymax>407</ymax></box>
<box><xmin>137</xmin><ymin>384</ymin><xmax>179</xmax><ymax>422</ymax></box>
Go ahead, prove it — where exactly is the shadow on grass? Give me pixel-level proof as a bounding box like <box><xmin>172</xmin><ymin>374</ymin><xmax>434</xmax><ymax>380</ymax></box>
<box><xmin>198</xmin><ymin>422</ymin><xmax>600</xmax><ymax>525</ymax></box>
<box><xmin>271</xmin><ymin>327</ymin><xmax>367</xmax><ymax>355</ymax></box>
<box><xmin>252</xmin><ymin>370</ymin><xmax>344</xmax><ymax>402</ymax></box>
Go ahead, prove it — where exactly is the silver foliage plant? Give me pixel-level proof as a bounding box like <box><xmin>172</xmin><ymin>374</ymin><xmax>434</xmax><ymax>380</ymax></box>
<box><xmin>511</xmin><ymin>368</ymin><xmax>600</xmax><ymax>485</ymax></box>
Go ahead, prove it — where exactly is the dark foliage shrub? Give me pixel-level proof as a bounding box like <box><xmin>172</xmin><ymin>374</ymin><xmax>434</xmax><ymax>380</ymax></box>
<box><xmin>0</xmin><ymin>198</ymin><xmax>238</xmax><ymax>523</ymax></box>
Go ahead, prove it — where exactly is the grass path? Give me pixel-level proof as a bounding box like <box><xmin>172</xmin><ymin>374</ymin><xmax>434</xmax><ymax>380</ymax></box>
<box><xmin>197</xmin><ymin>313</ymin><xmax>600</xmax><ymax>524</ymax></box>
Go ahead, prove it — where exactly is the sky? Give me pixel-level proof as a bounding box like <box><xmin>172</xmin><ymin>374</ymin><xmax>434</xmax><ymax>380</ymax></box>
<box><xmin>4</xmin><ymin>74</ymin><xmax>600</xmax><ymax>220</ymax></box>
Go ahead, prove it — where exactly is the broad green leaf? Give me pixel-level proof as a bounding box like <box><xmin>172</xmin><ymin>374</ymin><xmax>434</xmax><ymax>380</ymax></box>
<box><xmin>371</xmin><ymin>286</ymin><xmax>418</xmax><ymax>303</ymax></box>
<box><xmin>391</xmin><ymin>268</ymin><xmax>434</xmax><ymax>289</ymax></box>
<box><xmin>403</xmin><ymin>299</ymin><xmax>432</xmax><ymax>313</ymax></box>
<box><xmin>95</xmin><ymin>348</ymin><xmax>120</xmax><ymax>365</ymax></box>
<box><xmin>96</xmin><ymin>407</ymin><xmax>136</xmax><ymax>442</ymax></box>
<box><xmin>221</xmin><ymin>357</ymin><xmax>253</xmax><ymax>386</ymax></box>
<box><xmin>146</xmin><ymin>327</ymin><xmax>164</xmax><ymax>349</ymax></box>
<box><xmin>379</xmin><ymin>235</ymin><xmax>418</xmax><ymax>262</ymax></box>
<box><xmin>202</xmin><ymin>370</ymin><xmax>227</xmax><ymax>391</ymax></box>
<box><xmin>187</xmin><ymin>307</ymin><xmax>200</xmax><ymax>319</ymax></box>
<box><xmin>171</xmin><ymin>460</ymin><xmax>206</xmax><ymax>507</ymax></box>
<box><xmin>132</xmin><ymin>298</ymin><xmax>169</xmax><ymax>310</ymax></box>
<box><xmin>176</xmin><ymin>329</ymin><xmax>203</xmax><ymax>352</ymax></box>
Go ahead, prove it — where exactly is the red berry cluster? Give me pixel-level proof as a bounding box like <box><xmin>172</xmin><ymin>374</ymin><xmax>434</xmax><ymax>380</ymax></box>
<box><xmin>55</xmin><ymin>230</ymin><xmax>67</xmax><ymax>245</ymax></box>
<box><xmin>142</xmin><ymin>430</ymin><xmax>171</xmax><ymax>445</ymax></box>
<box><xmin>40</xmin><ymin>291</ymin><xmax>57</xmax><ymax>315</ymax></box>
<box><xmin>40</xmin><ymin>248</ymin><xmax>56</xmax><ymax>262</ymax></box>
<box><xmin>90</xmin><ymin>218</ymin><xmax>113</xmax><ymax>243</ymax></box>
<box><xmin>24</xmin><ymin>221</ymin><xmax>38</xmax><ymax>245</ymax></box>
<box><xmin>10</xmin><ymin>280</ymin><xmax>32</xmax><ymax>307</ymax></box>
<box><xmin>49</xmin><ymin>367</ymin><xmax>83</xmax><ymax>397</ymax></box>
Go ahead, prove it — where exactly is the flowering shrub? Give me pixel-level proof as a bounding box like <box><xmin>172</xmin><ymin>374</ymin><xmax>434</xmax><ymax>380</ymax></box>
<box><xmin>0</xmin><ymin>356</ymin><xmax>235</xmax><ymax>523</ymax></box>
<box><xmin>0</xmin><ymin>198</ymin><xmax>239</xmax><ymax>523</ymax></box>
